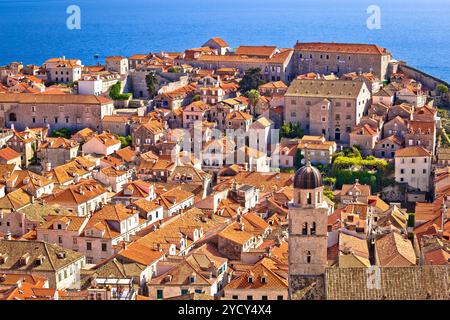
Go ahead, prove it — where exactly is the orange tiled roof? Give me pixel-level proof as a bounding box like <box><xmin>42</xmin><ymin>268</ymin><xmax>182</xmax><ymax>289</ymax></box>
<box><xmin>210</xmin><ymin>37</ymin><xmax>229</xmax><ymax>47</ymax></box>
<box><xmin>114</xmin><ymin>180</ymin><xmax>153</xmax><ymax>199</ymax></box>
<box><xmin>259</xmin><ymin>81</ymin><xmax>288</xmax><ymax>89</ymax></box>
<box><xmin>91</xmin><ymin>132</ymin><xmax>121</xmax><ymax>147</ymax></box>
<box><xmin>40</xmin><ymin>137</ymin><xmax>78</xmax><ymax>150</ymax></box>
<box><xmin>351</xmin><ymin>123</ymin><xmax>378</xmax><ymax>136</ymax></box>
<box><xmin>236</xmin><ymin>45</ymin><xmax>277</xmax><ymax>57</ymax></box>
<box><xmin>102</xmin><ymin>115</ymin><xmax>131</xmax><ymax>123</ymax></box>
<box><xmin>0</xmin><ymin>147</ymin><xmax>21</xmax><ymax>161</ymax></box>
<box><xmin>129</xmin><ymin>54</ymin><xmax>149</xmax><ymax>60</ymax></box>
<box><xmin>407</xmin><ymin>120</ymin><xmax>435</xmax><ymax>134</ymax></box>
<box><xmin>375</xmin><ymin>232</ymin><xmax>416</xmax><ymax>266</ymax></box>
<box><xmin>45</xmin><ymin>179</ymin><xmax>107</xmax><ymax>205</ymax></box>
<box><xmin>395</xmin><ymin>146</ymin><xmax>431</xmax><ymax>157</ymax></box>
<box><xmin>114</xmin><ymin>147</ymin><xmax>136</xmax><ymax>163</ymax></box>
<box><xmin>226</xmin><ymin>110</ymin><xmax>252</xmax><ymax>121</ymax></box>
<box><xmin>106</xmin><ymin>56</ymin><xmax>126</xmax><ymax>62</ymax></box>
<box><xmin>0</xmin><ymin>93</ymin><xmax>112</xmax><ymax>105</ymax></box>
<box><xmin>226</xmin><ymin>258</ymin><xmax>288</xmax><ymax>290</ymax></box>
<box><xmin>295</xmin><ymin>42</ymin><xmax>387</xmax><ymax>55</ymax></box>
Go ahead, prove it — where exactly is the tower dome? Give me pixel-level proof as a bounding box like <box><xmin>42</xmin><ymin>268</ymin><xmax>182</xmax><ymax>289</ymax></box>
<box><xmin>293</xmin><ymin>162</ymin><xmax>323</xmax><ymax>189</ymax></box>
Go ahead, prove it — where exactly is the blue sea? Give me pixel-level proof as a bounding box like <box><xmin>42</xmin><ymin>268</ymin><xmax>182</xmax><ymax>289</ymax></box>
<box><xmin>0</xmin><ymin>0</ymin><xmax>449</xmax><ymax>82</ymax></box>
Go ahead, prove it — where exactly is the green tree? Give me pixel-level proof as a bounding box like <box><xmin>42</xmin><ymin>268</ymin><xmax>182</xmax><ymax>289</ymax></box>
<box><xmin>323</xmin><ymin>177</ymin><xmax>336</xmax><ymax>188</ymax></box>
<box><xmin>246</xmin><ymin>89</ymin><xmax>261</xmax><ymax>107</ymax></box>
<box><xmin>436</xmin><ymin>84</ymin><xmax>449</xmax><ymax>95</ymax></box>
<box><xmin>192</xmin><ymin>94</ymin><xmax>201</xmax><ymax>102</ymax></box>
<box><xmin>239</xmin><ymin>68</ymin><xmax>264</xmax><ymax>94</ymax></box>
<box><xmin>168</xmin><ymin>66</ymin><xmax>182</xmax><ymax>73</ymax></box>
<box><xmin>281</xmin><ymin>123</ymin><xmax>304</xmax><ymax>139</ymax></box>
<box><xmin>30</xmin><ymin>142</ymin><xmax>40</xmax><ymax>165</ymax></box>
<box><xmin>294</xmin><ymin>149</ymin><xmax>304</xmax><ymax>169</ymax></box>
<box><xmin>323</xmin><ymin>190</ymin><xmax>335</xmax><ymax>202</ymax></box>
<box><xmin>280</xmin><ymin>168</ymin><xmax>296</xmax><ymax>173</ymax></box>
<box><xmin>145</xmin><ymin>72</ymin><xmax>158</xmax><ymax>98</ymax></box>
<box><xmin>50</xmin><ymin>128</ymin><xmax>74</xmax><ymax>139</ymax></box>
<box><xmin>109</xmin><ymin>82</ymin><xmax>132</xmax><ymax>100</ymax></box>
<box><xmin>118</xmin><ymin>135</ymin><xmax>132</xmax><ymax>148</ymax></box>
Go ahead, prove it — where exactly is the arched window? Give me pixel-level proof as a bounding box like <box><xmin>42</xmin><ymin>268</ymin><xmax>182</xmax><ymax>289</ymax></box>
<box><xmin>306</xmin><ymin>251</ymin><xmax>312</xmax><ymax>264</ymax></box>
<box><xmin>307</xmin><ymin>192</ymin><xmax>312</xmax><ymax>205</ymax></box>
<box><xmin>9</xmin><ymin>113</ymin><xmax>16</xmax><ymax>122</ymax></box>
<box><xmin>310</xmin><ymin>222</ymin><xmax>316</xmax><ymax>235</ymax></box>
<box><xmin>302</xmin><ymin>222</ymin><xmax>308</xmax><ymax>235</ymax></box>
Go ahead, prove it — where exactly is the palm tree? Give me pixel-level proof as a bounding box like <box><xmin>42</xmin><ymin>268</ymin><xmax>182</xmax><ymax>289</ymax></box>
<box><xmin>246</xmin><ymin>89</ymin><xmax>261</xmax><ymax>107</ymax></box>
<box><xmin>145</xmin><ymin>72</ymin><xmax>158</xmax><ymax>98</ymax></box>
<box><xmin>30</xmin><ymin>142</ymin><xmax>40</xmax><ymax>165</ymax></box>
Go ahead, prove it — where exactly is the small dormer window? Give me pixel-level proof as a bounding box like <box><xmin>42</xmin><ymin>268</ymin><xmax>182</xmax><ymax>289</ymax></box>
<box><xmin>190</xmin><ymin>275</ymin><xmax>196</xmax><ymax>283</ymax></box>
<box><xmin>20</xmin><ymin>253</ymin><xmax>30</xmax><ymax>265</ymax></box>
<box><xmin>261</xmin><ymin>276</ymin><xmax>266</xmax><ymax>284</ymax></box>
<box><xmin>35</xmin><ymin>255</ymin><xmax>45</xmax><ymax>265</ymax></box>
<box><xmin>247</xmin><ymin>275</ymin><xmax>253</xmax><ymax>284</ymax></box>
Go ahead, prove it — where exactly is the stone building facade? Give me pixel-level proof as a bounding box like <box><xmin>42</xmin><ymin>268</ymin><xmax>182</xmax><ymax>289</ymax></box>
<box><xmin>0</xmin><ymin>93</ymin><xmax>114</xmax><ymax>132</ymax></box>
<box><xmin>394</xmin><ymin>146</ymin><xmax>432</xmax><ymax>192</ymax></box>
<box><xmin>405</xmin><ymin>120</ymin><xmax>436</xmax><ymax>155</ymax></box>
<box><xmin>176</xmin><ymin>47</ymin><xmax>295</xmax><ymax>83</ymax></box>
<box><xmin>37</xmin><ymin>137</ymin><xmax>79</xmax><ymax>168</ymax></box>
<box><xmin>294</xmin><ymin>42</ymin><xmax>392</xmax><ymax>80</ymax></box>
<box><xmin>106</xmin><ymin>56</ymin><xmax>129</xmax><ymax>75</ymax></box>
<box><xmin>44</xmin><ymin>57</ymin><xmax>83</xmax><ymax>83</ymax></box>
<box><xmin>284</xmin><ymin>79</ymin><xmax>371</xmax><ymax>144</ymax></box>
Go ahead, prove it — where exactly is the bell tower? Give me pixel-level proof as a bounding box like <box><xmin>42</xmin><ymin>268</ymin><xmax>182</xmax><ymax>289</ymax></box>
<box><xmin>289</xmin><ymin>162</ymin><xmax>328</xmax><ymax>281</ymax></box>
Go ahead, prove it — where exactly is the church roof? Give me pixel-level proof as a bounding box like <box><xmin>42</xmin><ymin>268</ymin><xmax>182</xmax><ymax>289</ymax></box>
<box><xmin>293</xmin><ymin>163</ymin><xmax>322</xmax><ymax>189</ymax></box>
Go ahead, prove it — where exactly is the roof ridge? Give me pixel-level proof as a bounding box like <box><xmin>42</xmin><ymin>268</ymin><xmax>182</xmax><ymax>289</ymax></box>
<box><xmin>43</xmin><ymin>242</ymin><xmax>57</xmax><ymax>270</ymax></box>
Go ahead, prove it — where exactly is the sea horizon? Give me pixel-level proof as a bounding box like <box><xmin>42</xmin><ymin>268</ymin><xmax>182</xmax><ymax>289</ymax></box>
<box><xmin>0</xmin><ymin>0</ymin><xmax>449</xmax><ymax>82</ymax></box>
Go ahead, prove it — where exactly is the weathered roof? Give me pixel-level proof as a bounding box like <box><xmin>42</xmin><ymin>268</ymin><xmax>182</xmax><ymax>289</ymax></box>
<box><xmin>285</xmin><ymin>79</ymin><xmax>365</xmax><ymax>99</ymax></box>
<box><xmin>326</xmin><ymin>266</ymin><xmax>449</xmax><ymax>300</ymax></box>
<box><xmin>0</xmin><ymin>93</ymin><xmax>112</xmax><ymax>104</ymax></box>
<box><xmin>295</xmin><ymin>42</ymin><xmax>388</xmax><ymax>55</ymax></box>
<box><xmin>0</xmin><ymin>239</ymin><xmax>84</xmax><ymax>272</ymax></box>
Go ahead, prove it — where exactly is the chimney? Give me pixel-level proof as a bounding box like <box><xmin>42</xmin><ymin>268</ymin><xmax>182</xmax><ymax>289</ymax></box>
<box><xmin>45</xmin><ymin>162</ymin><xmax>52</xmax><ymax>172</ymax></box>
